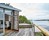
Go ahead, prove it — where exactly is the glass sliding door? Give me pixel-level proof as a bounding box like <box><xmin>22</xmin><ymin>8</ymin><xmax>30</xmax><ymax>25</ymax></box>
<box><xmin>5</xmin><ymin>9</ymin><xmax>12</xmax><ymax>34</ymax></box>
<box><xmin>0</xmin><ymin>8</ymin><xmax>4</xmax><ymax>35</ymax></box>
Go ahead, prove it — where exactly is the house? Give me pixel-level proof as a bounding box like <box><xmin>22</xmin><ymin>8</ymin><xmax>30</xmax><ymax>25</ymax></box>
<box><xmin>0</xmin><ymin>3</ymin><xmax>21</xmax><ymax>35</ymax></box>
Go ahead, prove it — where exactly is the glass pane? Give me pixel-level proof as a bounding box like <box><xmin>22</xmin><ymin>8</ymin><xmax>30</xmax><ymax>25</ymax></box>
<box><xmin>0</xmin><ymin>8</ymin><xmax>3</xmax><ymax>12</ymax></box>
<box><xmin>5</xmin><ymin>9</ymin><xmax>12</xmax><ymax>15</ymax></box>
<box><xmin>0</xmin><ymin>12</ymin><xmax>4</xmax><ymax>35</ymax></box>
<box><xmin>0</xmin><ymin>20</ymin><xmax>3</xmax><ymax>35</ymax></box>
<box><xmin>0</xmin><ymin>12</ymin><xmax>3</xmax><ymax>20</ymax></box>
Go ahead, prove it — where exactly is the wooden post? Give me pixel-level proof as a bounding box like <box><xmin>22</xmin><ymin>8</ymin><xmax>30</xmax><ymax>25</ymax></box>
<box><xmin>32</xmin><ymin>23</ymin><xmax>35</xmax><ymax>36</ymax></box>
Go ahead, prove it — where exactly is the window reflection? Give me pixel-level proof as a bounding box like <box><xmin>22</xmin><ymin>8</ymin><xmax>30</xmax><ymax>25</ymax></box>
<box><xmin>5</xmin><ymin>9</ymin><xmax>12</xmax><ymax>15</ymax></box>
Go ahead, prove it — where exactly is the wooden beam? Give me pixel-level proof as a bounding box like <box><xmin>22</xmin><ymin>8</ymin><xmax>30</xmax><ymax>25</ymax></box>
<box><xmin>34</xmin><ymin>24</ymin><xmax>49</xmax><ymax>36</ymax></box>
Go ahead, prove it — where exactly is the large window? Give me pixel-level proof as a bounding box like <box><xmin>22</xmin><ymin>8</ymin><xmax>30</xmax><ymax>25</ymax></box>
<box><xmin>0</xmin><ymin>8</ymin><xmax>3</xmax><ymax>12</ymax></box>
<box><xmin>5</xmin><ymin>9</ymin><xmax>12</xmax><ymax>15</ymax></box>
<box><xmin>0</xmin><ymin>20</ymin><xmax>3</xmax><ymax>24</ymax></box>
<box><xmin>0</xmin><ymin>8</ymin><xmax>3</xmax><ymax>20</ymax></box>
<box><xmin>0</xmin><ymin>8</ymin><xmax>3</xmax><ymax>35</ymax></box>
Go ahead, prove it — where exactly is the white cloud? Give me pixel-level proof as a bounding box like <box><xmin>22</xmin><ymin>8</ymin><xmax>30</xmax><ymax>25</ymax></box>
<box><xmin>10</xmin><ymin>3</ymin><xmax>49</xmax><ymax>20</ymax></box>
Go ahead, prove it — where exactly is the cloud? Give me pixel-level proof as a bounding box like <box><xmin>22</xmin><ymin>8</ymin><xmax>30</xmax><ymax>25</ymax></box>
<box><xmin>10</xmin><ymin>3</ymin><xmax>49</xmax><ymax>20</ymax></box>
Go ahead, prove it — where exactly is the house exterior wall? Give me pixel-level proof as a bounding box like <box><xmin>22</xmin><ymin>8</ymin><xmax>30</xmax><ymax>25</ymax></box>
<box><xmin>0</xmin><ymin>8</ymin><xmax>12</xmax><ymax>28</ymax></box>
<box><xmin>0</xmin><ymin>4</ymin><xmax>21</xmax><ymax>35</ymax></box>
<box><xmin>0</xmin><ymin>8</ymin><xmax>19</xmax><ymax>31</ymax></box>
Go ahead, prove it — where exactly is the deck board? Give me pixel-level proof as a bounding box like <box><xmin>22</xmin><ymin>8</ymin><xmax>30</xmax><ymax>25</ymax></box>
<box><xmin>5</xmin><ymin>28</ymin><xmax>34</xmax><ymax>36</ymax></box>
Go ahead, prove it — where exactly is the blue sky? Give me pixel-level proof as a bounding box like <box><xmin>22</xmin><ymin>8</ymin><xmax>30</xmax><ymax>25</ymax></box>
<box><xmin>10</xmin><ymin>3</ymin><xmax>49</xmax><ymax>20</ymax></box>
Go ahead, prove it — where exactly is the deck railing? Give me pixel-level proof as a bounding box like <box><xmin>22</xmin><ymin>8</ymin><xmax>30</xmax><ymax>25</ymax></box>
<box><xmin>34</xmin><ymin>24</ymin><xmax>49</xmax><ymax>36</ymax></box>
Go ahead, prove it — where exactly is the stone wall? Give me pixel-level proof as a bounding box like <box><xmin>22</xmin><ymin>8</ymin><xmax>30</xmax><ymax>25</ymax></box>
<box><xmin>14</xmin><ymin>11</ymin><xmax>19</xmax><ymax>31</ymax></box>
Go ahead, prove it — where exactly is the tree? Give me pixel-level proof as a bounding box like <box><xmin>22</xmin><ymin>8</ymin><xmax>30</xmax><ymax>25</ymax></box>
<box><xmin>19</xmin><ymin>15</ymin><xmax>31</xmax><ymax>24</ymax></box>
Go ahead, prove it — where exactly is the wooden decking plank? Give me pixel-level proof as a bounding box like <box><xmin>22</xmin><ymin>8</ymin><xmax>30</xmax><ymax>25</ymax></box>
<box><xmin>5</xmin><ymin>28</ymin><xmax>34</xmax><ymax>36</ymax></box>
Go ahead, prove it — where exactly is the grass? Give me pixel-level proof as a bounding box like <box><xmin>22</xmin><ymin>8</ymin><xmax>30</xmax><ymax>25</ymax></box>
<box><xmin>35</xmin><ymin>32</ymin><xmax>44</xmax><ymax>36</ymax></box>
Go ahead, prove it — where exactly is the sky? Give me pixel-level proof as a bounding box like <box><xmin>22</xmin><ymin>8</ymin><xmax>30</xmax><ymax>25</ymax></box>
<box><xmin>10</xmin><ymin>3</ymin><xmax>49</xmax><ymax>20</ymax></box>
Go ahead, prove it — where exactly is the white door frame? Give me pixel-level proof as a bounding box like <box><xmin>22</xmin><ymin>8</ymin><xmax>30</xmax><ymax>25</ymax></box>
<box><xmin>0</xmin><ymin>9</ymin><xmax>5</xmax><ymax>36</ymax></box>
<box><xmin>2</xmin><ymin>9</ymin><xmax>5</xmax><ymax>35</ymax></box>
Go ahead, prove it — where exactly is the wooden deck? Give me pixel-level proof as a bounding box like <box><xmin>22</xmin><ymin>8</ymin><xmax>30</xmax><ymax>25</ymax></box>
<box><xmin>5</xmin><ymin>28</ymin><xmax>34</xmax><ymax>36</ymax></box>
<box><xmin>5</xmin><ymin>29</ymin><xmax>15</xmax><ymax>35</ymax></box>
<box><xmin>5</xmin><ymin>23</ymin><xmax>34</xmax><ymax>36</ymax></box>
<box><xmin>0</xmin><ymin>29</ymin><xmax>3</xmax><ymax>33</ymax></box>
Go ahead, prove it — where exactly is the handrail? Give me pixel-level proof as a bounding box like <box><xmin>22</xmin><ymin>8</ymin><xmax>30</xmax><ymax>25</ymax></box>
<box><xmin>34</xmin><ymin>24</ymin><xmax>49</xmax><ymax>36</ymax></box>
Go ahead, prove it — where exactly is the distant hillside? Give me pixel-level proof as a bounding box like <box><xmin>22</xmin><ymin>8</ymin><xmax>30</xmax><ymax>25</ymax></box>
<box><xmin>34</xmin><ymin>19</ymin><xmax>49</xmax><ymax>21</ymax></box>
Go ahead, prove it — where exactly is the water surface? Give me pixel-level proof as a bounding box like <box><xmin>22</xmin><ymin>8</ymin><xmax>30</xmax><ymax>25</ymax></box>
<box><xmin>33</xmin><ymin>21</ymin><xmax>49</xmax><ymax>31</ymax></box>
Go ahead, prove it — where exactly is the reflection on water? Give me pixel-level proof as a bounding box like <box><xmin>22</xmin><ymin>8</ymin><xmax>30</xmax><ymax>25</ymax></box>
<box><xmin>33</xmin><ymin>21</ymin><xmax>49</xmax><ymax>31</ymax></box>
